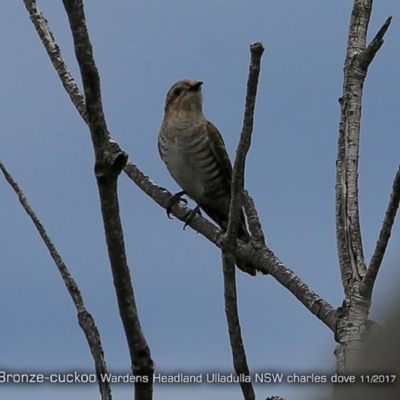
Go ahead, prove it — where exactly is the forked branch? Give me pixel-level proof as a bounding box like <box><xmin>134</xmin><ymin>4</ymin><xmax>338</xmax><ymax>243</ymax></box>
<box><xmin>334</xmin><ymin>0</ymin><xmax>393</xmax><ymax>372</ymax></box>
<box><xmin>335</xmin><ymin>2</ymin><xmax>392</xmax><ymax>296</ymax></box>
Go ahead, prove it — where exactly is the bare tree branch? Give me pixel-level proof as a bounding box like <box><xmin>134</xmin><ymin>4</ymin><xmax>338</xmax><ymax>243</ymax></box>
<box><xmin>23</xmin><ymin>0</ymin><xmax>87</xmax><ymax>121</ymax></box>
<box><xmin>222</xmin><ymin>253</ymin><xmax>255</xmax><ymax>400</ymax></box>
<box><xmin>256</xmin><ymin>247</ymin><xmax>337</xmax><ymax>332</ymax></box>
<box><xmin>61</xmin><ymin>0</ymin><xmax>106</xmax><ymax>141</ymax></box>
<box><xmin>335</xmin><ymin>4</ymin><xmax>392</xmax><ymax>296</ymax></box>
<box><xmin>59</xmin><ymin>0</ymin><xmax>154</xmax><ymax>397</ymax></box>
<box><xmin>0</xmin><ymin>159</ymin><xmax>111</xmax><ymax>400</ymax></box>
<box><xmin>360</xmin><ymin>165</ymin><xmax>400</xmax><ymax>300</ymax></box>
<box><xmin>221</xmin><ymin>42</ymin><xmax>264</xmax><ymax>400</ymax></box>
<box><xmin>226</xmin><ymin>42</ymin><xmax>264</xmax><ymax>245</ymax></box>
<box><xmin>243</xmin><ymin>189</ymin><xmax>266</xmax><ymax>247</ymax></box>
<box><xmin>334</xmin><ymin>1</ymin><xmax>393</xmax><ymax>372</ymax></box>
<box><xmin>358</xmin><ymin>16</ymin><xmax>392</xmax><ymax>69</ymax></box>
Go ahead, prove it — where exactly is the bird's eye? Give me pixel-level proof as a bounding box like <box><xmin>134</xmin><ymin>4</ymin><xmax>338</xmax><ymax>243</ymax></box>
<box><xmin>173</xmin><ymin>87</ymin><xmax>183</xmax><ymax>97</ymax></box>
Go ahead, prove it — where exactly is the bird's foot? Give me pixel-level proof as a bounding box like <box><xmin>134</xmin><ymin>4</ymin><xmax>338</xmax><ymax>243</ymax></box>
<box><xmin>166</xmin><ymin>190</ymin><xmax>187</xmax><ymax>219</ymax></box>
<box><xmin>183</xmin><ymin>204</ymin><xmax>202</xmax><ymax>230</ymax></box>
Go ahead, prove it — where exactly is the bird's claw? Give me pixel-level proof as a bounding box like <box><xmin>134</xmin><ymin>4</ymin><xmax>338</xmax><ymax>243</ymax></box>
<box><xmin>166</xmin><ymin>190</ymin><xmax>187</xmax><ymax>219</ymax></box>
<box><xmin>183</xmin><ymin>205</ymin><xmax>202</xmax><ymax>230</ymax></box>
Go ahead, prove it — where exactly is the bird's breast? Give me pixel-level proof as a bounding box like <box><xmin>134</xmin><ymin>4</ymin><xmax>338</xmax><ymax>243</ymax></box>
<box><xmin>159</xmin><ymin>125</ymin><xmax>224</xmax><ymax>203</ymax></box>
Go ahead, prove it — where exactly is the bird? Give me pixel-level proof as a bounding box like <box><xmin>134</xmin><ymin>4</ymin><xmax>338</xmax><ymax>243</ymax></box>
<box><xmin>158</xmin><ymin>79</ymin><xmax>261</xmax><ymax>276</ymax></box>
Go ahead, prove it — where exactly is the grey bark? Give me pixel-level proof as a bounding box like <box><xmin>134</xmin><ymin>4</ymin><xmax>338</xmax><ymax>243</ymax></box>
<box><xmin>334</xmin><ymin>0</ymin><xmax>394</xmax><ymax>372</ymax></box>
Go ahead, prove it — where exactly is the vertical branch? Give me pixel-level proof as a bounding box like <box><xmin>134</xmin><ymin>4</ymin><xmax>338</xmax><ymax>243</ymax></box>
<box><xmin>335</xmin><ymin>0</ymin><xmax>391</xmax><ymax>295</ymax></box>
<box><xmin>222</xmin><ymin>42</ymin><xmax>264</xmax><ymax>400</ymax></box>
<box><xmin>336</xmin><ymin>0</ymin><xmax>372</xmax><ymax>293</ymax></box>
<box><xmin>334</xmin><ymin>0</ymin><xmax>392</xmax><ymax>372</ymax></box>
<box><xmin>60</xmin><ymin>0</ymin><xmax>154</xmax><ymax>398</ymax></box>
<box><xmin>221</xmin><ymin>254</ymin><xmax>255</xmax><ymax>400</ymax></box>
<box><xmin>226</xmin><ymin>42</ymin><xmax>265</xmax><ymax>242</ymax></box>
<box><xmin>0</xmin><ymin>159</ymin><xmax>111</xmax><ymax>400</ymax></box>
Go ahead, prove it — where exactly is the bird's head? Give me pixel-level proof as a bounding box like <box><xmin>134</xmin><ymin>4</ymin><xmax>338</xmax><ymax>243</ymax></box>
<box><xmin>164</xmin><ymin>79</ymin><xmax>204</xmax><ymax>116</ymax></box>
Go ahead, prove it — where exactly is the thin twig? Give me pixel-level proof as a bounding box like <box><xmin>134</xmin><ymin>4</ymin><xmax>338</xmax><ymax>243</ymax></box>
<box><xmin>243</xmin><ymin>189</ymin><xmax>266</xmax><ymax>247</ymax></box>
<box><xmin>23</xmin><ymin>0</ymin><xmax>87</xmax><ymax>121</ymax></box>
<box><xmin>221</xmin><ymin>43</ymin><xmax>264</xmax><ymax>400</ymax></box>
<box><xmin>360</xmin><ymin>165</ymin><xmax>400</xmax><ymax>300</ymax></box>
<box><xmin>60</xmin><ymin>0</ymin><xmax>154</xmax><ymax>397</ymax></box>
<box><xmin>226</xmin><ymin>42</ymin><xmax>264</xmax><ymax>244</ymax></box>
<box><xmin>0</xmin><ymin>159</ymin><xmax>111</xmax><ymax>400</ymax></box>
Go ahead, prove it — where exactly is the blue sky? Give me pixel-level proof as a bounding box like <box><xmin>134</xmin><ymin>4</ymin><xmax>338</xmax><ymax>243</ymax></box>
<box><xmin>1</xmin><ymin>1</ymin><xmax>399</xmax><ymax>399</ymax></box>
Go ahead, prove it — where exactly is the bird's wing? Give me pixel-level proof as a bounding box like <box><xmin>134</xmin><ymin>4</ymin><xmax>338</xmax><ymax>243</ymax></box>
<box><xmin>205</xmin><ymin>121</ymin><xmax>250</xmax><ymax>242</ymax></box>
<box><xmin>206</xmin><ymin>121</ymin><xmax>233</xmax><ymax>192</ymax></box>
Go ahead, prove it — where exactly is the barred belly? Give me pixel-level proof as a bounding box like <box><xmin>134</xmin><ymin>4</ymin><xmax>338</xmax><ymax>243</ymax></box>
<box><xmin>159</xmin><ymin>130</ymin><xmax>228</xmax><ymax>208</ymax></box>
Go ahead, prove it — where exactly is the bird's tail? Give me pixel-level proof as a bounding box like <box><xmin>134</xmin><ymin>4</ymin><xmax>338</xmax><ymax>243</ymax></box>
<box><xmin>235</xmin><ymin>216</ymin><xmax>268</xmax><ymax>275</ymax></box>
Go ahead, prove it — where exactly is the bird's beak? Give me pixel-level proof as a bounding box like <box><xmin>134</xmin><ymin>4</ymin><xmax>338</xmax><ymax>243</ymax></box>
<box><xmin>189</xmin><ymin>81</ymin><xmax>203</xmax><ymax>91</ymax></box>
